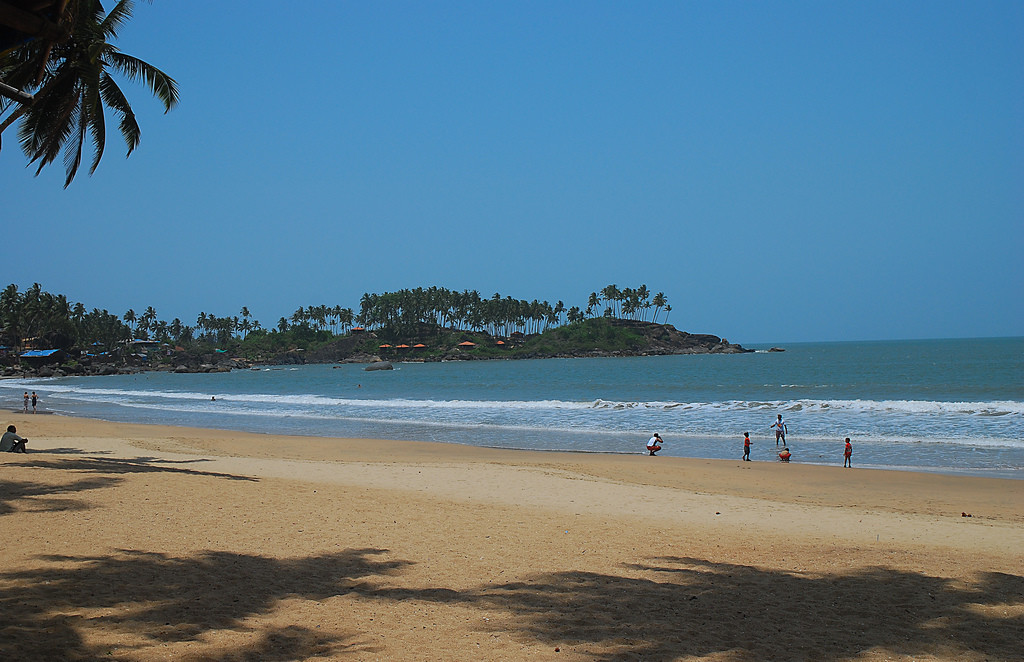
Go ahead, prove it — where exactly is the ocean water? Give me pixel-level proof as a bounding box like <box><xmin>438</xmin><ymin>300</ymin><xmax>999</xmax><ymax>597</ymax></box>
<box><xmin>3</xmin><ymin>337</ymin><xmax>1022</xmax><ymax>479</ymax></box>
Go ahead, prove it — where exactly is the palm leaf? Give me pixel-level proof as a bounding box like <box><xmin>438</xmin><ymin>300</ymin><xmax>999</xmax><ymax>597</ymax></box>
<box><xmin>99</xmin><ymin>72</ymin><xmax>138</xmax><ymax>154</ymax></box>
<box><xmin>107</xmin><ymin>51</ymin><xmax>178</xmax><ymax>111</ymax></box>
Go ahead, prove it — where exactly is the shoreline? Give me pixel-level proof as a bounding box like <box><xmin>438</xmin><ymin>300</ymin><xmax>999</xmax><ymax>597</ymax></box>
<box><xmin>3</xmin><ymin>413</ymin><xmax>1022</xmax><ymax>660</ymax></box>
<box><xmin>13</xmin><ymin>403</ymin><xmax>1024</xmax><ymax>480</ymax></box>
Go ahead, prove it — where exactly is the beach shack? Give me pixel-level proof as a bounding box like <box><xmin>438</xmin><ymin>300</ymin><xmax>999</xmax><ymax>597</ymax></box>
<box><xmin>20</xmin><ymin>348</ymin><xmax>65</xmax><ymax>365</ymax></box>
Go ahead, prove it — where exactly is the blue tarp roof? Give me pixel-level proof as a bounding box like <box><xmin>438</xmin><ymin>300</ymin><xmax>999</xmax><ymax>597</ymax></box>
<box><xmin>21</xmin><ymin>349</ymin><xmax>61</xmax><ymax>357</ymax></box>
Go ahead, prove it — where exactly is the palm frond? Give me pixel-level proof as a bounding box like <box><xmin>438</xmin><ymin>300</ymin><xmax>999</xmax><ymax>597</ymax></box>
<box><xmin>87</xmin><ymin>73</ymin><xmax>108</xmax><ymax>175</ymax></box>
<box><xmin>64</xmin><ymin>97</ymin><xmax>89</xmax><ymax>187</ymax></box>
<box><xmin>20</xmin><ymin>66</ymin><xmax>78</xmax><ymax>160</ymax></box>
<box><xmin>107</xmin><ymin>51</ymin><xmax>178</xmax><ymax>111</ymax></box>
<box><xmin>99</xmin><ymin>72</ymin><xmax>137</xmax><ymax>154</ymax></box>
<box><xmin>6</xmin><ymin>0</ymin><xmax>176</xmax><ymax>185</ymax></box>
<box><xmin>100</xmin><ymin>0</ymin><xmax>136</xmax><ymax>42</ymax></box>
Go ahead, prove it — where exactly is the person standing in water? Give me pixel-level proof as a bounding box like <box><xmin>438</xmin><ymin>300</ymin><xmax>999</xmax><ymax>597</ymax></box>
<box><xmin>742</xmin><ymin>432</ymin><xmax>752</xmax><ymax>461</ymax></box>
<box><xmin>843</xmin><ymin>438</ymin><xmax>853</xmax><ymax>468</ymax></box>
<box><xmin>770</xmin><ymin>414</ymin><xmax>787</xmax><ymax>446</ymax></box>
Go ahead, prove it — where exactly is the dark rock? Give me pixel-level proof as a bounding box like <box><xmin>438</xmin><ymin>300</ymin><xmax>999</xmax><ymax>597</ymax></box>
<box><xmin>364</xmin><ymin>361</ymin><xmax>393</xmax><ymax>371</ymax></box>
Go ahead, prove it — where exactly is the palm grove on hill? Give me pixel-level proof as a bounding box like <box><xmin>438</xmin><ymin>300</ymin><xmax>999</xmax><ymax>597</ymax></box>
<box><xmin>0</xmin><ymin>283</ymin><xmax>672</xmax><ymax>354</ymax></box>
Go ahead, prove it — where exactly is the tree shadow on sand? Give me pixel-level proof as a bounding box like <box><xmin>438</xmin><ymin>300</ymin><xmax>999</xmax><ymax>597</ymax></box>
<box><xmin>0</xmin><ymin>475</ymin><xmax>120</xmax><ymax>516</ymax></box>
<box><xmin>38</xmin><ymin>447</ymin><xmax>115</xmax><ymax>455</ymax></box>
<box><xmin>433</xmin><ymin>557</ymin><xmax>1022</xmax><ymax>660</ymax></box>
<box><xmin>0</xmin><ymin>548</ymin><xmax>407</xmax><ymax>660</ymax></box>
<box><xmin>15</xmin><ymin>456</ymin><xmax>258</xmax><ymax>481</ymax></box>
<box><xmin>2</xmin><ymin>549</ymin><xmax>1020</xmax><ymax>660</ymax></box>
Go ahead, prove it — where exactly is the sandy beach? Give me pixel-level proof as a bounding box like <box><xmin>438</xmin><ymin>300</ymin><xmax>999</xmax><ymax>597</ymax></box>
<box><xmin>1</xmin><ymin>414</ymin><xmax>1021</xmax><ymax>661</ymax></box>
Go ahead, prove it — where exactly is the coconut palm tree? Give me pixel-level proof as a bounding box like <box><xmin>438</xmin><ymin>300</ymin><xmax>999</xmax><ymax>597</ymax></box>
<box><xmin>123</xmin><ymin>308</ymin><xmax>136</xmax><ymax>334</ymax></box>
<box><xmin>651</xmin><ymin>292</ymin><xmax>667</xmax><ymax>323</ymax></box>
<box><xmin>601</xmin><ymin>284</ymin><xmax>620</xmax><ymax>319</ymax></box>
<box><xmin>0</xmin><ymin>0</ymin><xmax>179</xmax><ymax>187</ymax></box>
<box><xmin>586</xmin><ymin>292</ymin><xmax>600</xmax><ymax>319</ymax></box>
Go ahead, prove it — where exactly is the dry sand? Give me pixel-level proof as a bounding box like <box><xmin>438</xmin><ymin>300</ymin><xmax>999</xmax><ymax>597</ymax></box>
<box><xmin>1</xmin><ymin>414</ymin><xmax>1021</xmax><ymax>661</ymax></box>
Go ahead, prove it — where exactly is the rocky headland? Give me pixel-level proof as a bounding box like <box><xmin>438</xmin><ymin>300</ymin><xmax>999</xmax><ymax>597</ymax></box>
<box><xmin>3</xmin><ymin>320</ymin><xmax>754</xmax><ymax>378</ymax></box>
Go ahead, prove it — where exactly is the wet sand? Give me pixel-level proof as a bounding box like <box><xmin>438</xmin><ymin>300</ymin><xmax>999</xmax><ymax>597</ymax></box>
<box><xmin>1</xmin><ymin>414</ymin><xmax>1021</xmax><ymax>660</ymax></box>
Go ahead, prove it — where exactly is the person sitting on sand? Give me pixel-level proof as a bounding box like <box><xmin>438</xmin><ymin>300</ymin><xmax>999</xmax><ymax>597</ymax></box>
<box><xmin>646</xmin><ymin>433</ymin><xmax>663</xmax><ymax>456</ymax></box>
<box><xmin>778</xmin><ymin>446</ymin><xmax>791</xmax><ymax>462</ymax></box>
<box><xmin>1</xmin><ymin>425</ymin><xmax>28</xmax><ymax>453</ymax></box>
<box><xmin>843</xmin><ymin>438</ymin><xmax>852</xmax><ymax>468</ymax></box>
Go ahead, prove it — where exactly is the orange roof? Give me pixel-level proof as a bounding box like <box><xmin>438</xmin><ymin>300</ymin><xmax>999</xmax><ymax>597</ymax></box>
<box><xmin>378</xmin><ymin>344</ymin><xmax>392</xmax><ymax>348</ymax></box>
<box><xmin>495</xmin><ymin>340</ymin><xmax>505</xmax><ymax>345</ymax></box>
<box><xmin>413</xmin><ymin>343</ymin><xmax>426</xmax><ymax>348</ymax></box>
<box><xmin>458</xmin><ymin>341</ymin><xmax>477</xmax><ymax>347</ymax></box>
<box><xmin>396</xmin><ymin>344</ymin><xmax>410</xmax><ymax>348</ymax></box>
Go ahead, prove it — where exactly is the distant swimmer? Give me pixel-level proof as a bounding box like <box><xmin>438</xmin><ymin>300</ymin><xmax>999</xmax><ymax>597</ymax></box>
<box><xmin>843</xmin><ymin>438</ymin><xmax>853</xmax><ymax>468</ymax></box>
<box><xmin>646</xmin><ymin>433</ymin><xmax>663</xmax><ymax>456</ymax></box>
<box><xmin>770</xmin><ymin>414</ymin><xmax>787</xmax><ymax>446</ymax></box>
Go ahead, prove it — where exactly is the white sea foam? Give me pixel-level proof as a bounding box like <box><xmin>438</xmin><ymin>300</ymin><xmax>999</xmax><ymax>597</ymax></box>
<box><xmin>13</xmin><ymin>382</ymin><xmax>1024</xmax><ymax>418</ymax></box>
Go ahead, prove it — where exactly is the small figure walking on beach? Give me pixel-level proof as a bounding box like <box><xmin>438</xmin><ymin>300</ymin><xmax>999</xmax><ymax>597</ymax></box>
<box><xmin>742</xmin><ymin>432</ymin><xmax>751</xmax><ymax>461</ymax></box>
<box><xmin>31</xmin><ymin>391</ymin><xmax>38</xmax><ymax>414</ymax></box>
<box><xmin>23</xmin><ymin>392</ymin><xmax>29</xmax><ymax>413</ymax></box>
<box><xmin>646</xmin><ymin>433</ymin><xmax>663</xmax><ymax>456</ymax></box>
<box><xmin>843</xmin><ymin>438</ymin><xmax>853</xmax><ymax>468</ymax></box>
<box><xmin>770</xmin><ymin>414</ymin><xmax>787</xmax><ymax>446</ymax></box>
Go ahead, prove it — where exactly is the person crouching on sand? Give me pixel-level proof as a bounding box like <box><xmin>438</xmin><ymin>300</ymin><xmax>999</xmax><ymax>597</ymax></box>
<box><xmin>778</xmin><ymin>446</ymin><xmax>791</xmax><ymax>462</ymax></box>
<box><xmin>1</xmin><ymin>425</ymin><xmax>28</xmax><ymax>453</ymax></box>
<box><xmin>844</xmin><ymin>438</ymin><xmax>853</xmax><ymax>468</ymax></box>
<box><xmin>646</xmin><ymin>433</ymin><xmax>663</xmax><ymax>456</ymax></box>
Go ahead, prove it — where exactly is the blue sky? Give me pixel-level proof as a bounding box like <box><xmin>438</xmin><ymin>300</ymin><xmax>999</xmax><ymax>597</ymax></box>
<box><xmin>2</xmin><ymin>1</ymin><xmax>1021</xmax><ymax>344</ymax></box>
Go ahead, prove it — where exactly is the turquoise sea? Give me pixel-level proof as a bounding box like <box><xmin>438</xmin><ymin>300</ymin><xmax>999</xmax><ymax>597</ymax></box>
<box><xmin>4</xmin><ymin>337</ymin><xmax>1022</xmax><ymax>478</ymax></box>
